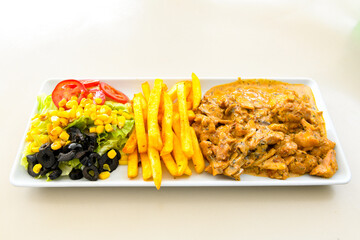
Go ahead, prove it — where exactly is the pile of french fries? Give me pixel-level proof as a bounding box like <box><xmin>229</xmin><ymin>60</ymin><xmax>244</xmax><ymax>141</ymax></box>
<box><xmin>122</xmin><ymin>73</ymin><xmax>205</xmax><ymax>189</ymax></box>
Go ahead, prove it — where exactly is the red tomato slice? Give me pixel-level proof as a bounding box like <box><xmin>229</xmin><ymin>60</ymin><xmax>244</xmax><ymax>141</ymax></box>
<box><xmin>52</xmin><ymin>79</ymin><xmax>88</xmax><ymax>108</ymax></box>
<box><xmin>99</xmin><ymin>82</ymin><xmax>129</xmax><ymax>103</ymax></box>
<box><xmin>89</xmin><ymin>89</ymin><xmax>106</xmax><ymax>105</ymax></box>
<box><xmin>79</xmin><ymin>79</ymin><xmax>100</xmax><ymax>88</ymax></box>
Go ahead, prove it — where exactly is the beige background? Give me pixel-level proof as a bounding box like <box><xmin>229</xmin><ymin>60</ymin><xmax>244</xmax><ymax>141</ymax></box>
<box><xmin>1</xmin><ymin>1</ymin><xmax>360</xmax><ymax>239</ymax></box>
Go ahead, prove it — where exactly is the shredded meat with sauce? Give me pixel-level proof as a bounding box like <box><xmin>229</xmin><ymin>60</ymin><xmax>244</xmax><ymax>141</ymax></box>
<box><xmin>192</xmin><ymin>79</ymin><xmax>337</xmax><ymax>180</ymax></box>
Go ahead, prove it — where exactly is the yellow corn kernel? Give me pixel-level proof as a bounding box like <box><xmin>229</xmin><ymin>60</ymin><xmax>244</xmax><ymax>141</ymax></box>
<box><xmin>111</xmin><ymin>117</ymin><xmax>118</xmax><ymax>125</ymax></box>
<box><xmin>116</xmin><ymin>109</ymin><xmax>123</xmax><ymax>115</ymax></box>
<box><xmin>25</xmin><ymin>134</ymin><xmax>34</xmax><ymax>142</ymax></box>
<box><xmin>66</xmin><ymin>100</ymin><xmax>77</xmax><ymax>109</ymax></box>
<box><xmin>95</xmin><ymin>98</ymin><xmax>102</xmax><ymax>104</ymax></box>
<box><xmin>90</xmin><ymin>112</ymin><xmax>97</xmax><ymax>121</ymax></box>
<box><xmin>100</xmin><ymin>105</ymin><xmax>111</xmax><ymax>115</ymax></box>
<box><xmin>33</xmin><ymin>164</ymin><xmax>42</xmax><ymax>174</ymax></box>
<box><xmin>31</xmin><ymin>128</ymin><xmax>41</xmax><ymax>136</ymax></box>
<box><xmin>103</xmin><ymin>164</ymin><xmax>111</xmax><ymax>171</ymax></box>
<box><xmin>94</xmin><ymin>119</ymin><xmax>103</xmax><ymax>126</ymax></box>
<box><xmin>59</xmin><ymin>118</ymin><xmax>68</xmax><ymax>126</ymax></box>
<box><xmin>58</xmin><ymin>111</ymin><xmax>70</xmax><ymax>118</ymax></box>
<box><xmin>89</xmin><ymin>127</ymin><xmax>97</xmax><ymax>133</ymax></box>
<box><xmin>49</xmin><ymin>134</ymin><xmax>57</xmax><ymax>142</ymax></box>
<box><xmin>96</xmin><ymin>125</ymin><xmax>104</xmax><ymax>134</ymax></box>
<box><xmin>99</xmin><ymin>171</ymin><xmax>110</xmax><ymax>180</ymax></box>
<box><xmin>122</xmin><ymin>112</ymin><xmax>132</xmax><ymax>120</ymax></box>
<box><xmin>70</xmin><ymin>96</ymin><xmax>78</xmax><ymax>101</ymax></box>
<box><xmin>51</xmin><ymin>141</ymin><xmax>62</xmax><ymax>150</ymax></box>
<box><xmin>80</xmin><ymin>98</ymin><xmax>87</xmax><ymax>107</ymax></box>
<box><xmin>47</xmin><ymin>123</ymin><xmax>53</xmax><ymax>133</ymax></box>
<box><xmin>39</xmin><ymin>135</ymin><xmax>49</xmax><ymax>144</ymax></box>
<box><xmin>107</xmin><ymin>149</ymin><xmax>117</xmax><ymax>159</ymax></box>
<box><xmin>58</xmin><ymin>98</ymin><xmax>67</xmax><ymax>107</ymax></box>
<box><xmin>75</xmin><ymin>108</ymin><xmax>84</xmax><ymax>118</ymax></box>
<box><xmin>87</xmin><ymin>93</ymin><xmax>94</xmax><ymax>99</ymax></box>
<box><xmin>65</xmin><ymin>140</ymin><xmax>71</xmax><ymax>145</ymax></box>
<box><xmin>31</xmin><ymin>146</ymin><xmax>39</xmax><ymax>153</ymax></box>
<box><xmin>51</xmin><ymin>126</ymin><xmax>63</xmax><ymax>136</ymax></box>
<box><xmin>105</xmin><ymin>124</ymin><xmax>113</xmax><ymax>132</ymax></box>
<box><xmin>97</xmin><ymin>114</ymin><xmax>109</xmax><ymax>122</ymax></box>
<box><xmin>117</xmin><ymin>116</ymin><xmax>125</xmax><ymax>129</ymax></box>
<box><xmin>90</xmin><ymin>105</ymin><xmax>97</xmax><ymax>113</ymax></box>
<box><xmin>39</xmin><ymin>113</ymin><xmax>48</xmax><ymax>121</ymax></box>
<box><xmin>69</xmin><ymin>108</ymin><xmax>76</xmax><ymax>118</ymax></box>
<box><xmin>96</xmin><ymin>105</ymin><xmax>101</xmax><ymax>110</ymax></box>
<box><xmin>59</xmin><ymin>131</ymin><xmax>69</xmax><ymax>141</ymax></box>
<box><xmin>59</xmin><ymin>107</ymin><xmax>65</xmax><ymax>112</ymax></box>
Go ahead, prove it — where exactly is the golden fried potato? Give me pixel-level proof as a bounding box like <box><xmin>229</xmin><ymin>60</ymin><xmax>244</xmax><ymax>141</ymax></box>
<box><xmin>147</xmin><ymin>79</ymin><xmax>163</xmax><ymax>151</ymax></box>
<box><xmin>172</xmin><ymin>130</ymin><xmax>188</xmax><ymax>175</ymax></box>
<box><xmin>148</xmin><ymin>146</ymin><xmax>162</xmax><ymax>190</ymax></box>
<box><xmin>141</xmin><ymin>82</ymin><xmax>151</xmax><ymax>102</ymax></box>
<box><xmin>133</xmin><ymin>94</ymin><xmax>147</xmax><ymax>153</ymax></box>
<box><xmin>177</xmin><ymin>82</ymin><xmax>194</xmax><ymax>158</ymax></box>
<box><xmin>128</xmin><ymin>148</ymin><xmax>138</xmax><ymax>178</ymax></box>
<box><xmin>160</xmin><ymin>91</ymin><xmax>173</xmax><ymax>156</ymax></box>
<box><xmin>190</xmin><ymin>127</ymin><xmax>205</xmax><ymax>173</ymax></box>
<box><xmin>191</xmin><ymin>73</ymin><xmax>201</xmax><ymax>109</ymax></box>
<box><xmin>122</xmin><ymin>130</ymin><xmax>137</xmax><ymax>154</ymax></box>
<box><xmin>140</xmin><ymin>152</ymin><xmax>152</xmax><ymax>180</ymax></box>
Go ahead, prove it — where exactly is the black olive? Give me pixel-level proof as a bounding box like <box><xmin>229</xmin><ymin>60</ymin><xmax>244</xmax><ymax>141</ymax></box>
<box><xmin>40</xmin><ymin>167</ymin><xmax>51</xmax><ymax>176</ymax></box>
<box><xmin>39</xmin><ymin>143</ymin><xmax>51</xmax><ymax>151</ymax></box>
<box><xmin>69</xmin><ymin>168</ymin><xmax>83</xmax><ymax>180</ymax></box>
<box><xmin>48</xmin><ymin>168</ymin><xmax>62</xmax><ymax>180</ymax></box>
<box><xmin>99</xmin><ymin>149</ymin><xmax>120</xmax><ymax>172</ymax></box>
<box><xmin>74</xmin><ymin>150</ymin><xmax>88</xmax><ymax>160</ymax></box>
<box><xmin>26</xmin><ymin>154</ymin><xmax>38</xmax><ymax>164</ymax></box>
<box><xmin>63</xmin><ymin>143</ymin><xmax>83</xmax><ymax>153</ymax></box>
<box><xmin>82</xmin><ymin>165</ymin><xmax>99</xmax><ymax>181</ymax></box>
<box><xmin>85</xmin><ymin>133</ymin><xmax>98</xmax><ymax>151</ymax></box>
<box><xmin>36</xmin><ymin>148</ymin><xmax>56</xmax><ymax>168</ymax></box>
<box><xmin>67</xmin><ymin>127</ymin><xmax>86</xmax><ymax>143</ymax></box>
<box><xmin>27</xmin><ymin>161</ymin><xmax>40</xmax><ymax>177</ymax></box>
<box><xmin>57</xmin><ymin>151</ymin><xmax>76</xmax><ymax>162</ymax></box>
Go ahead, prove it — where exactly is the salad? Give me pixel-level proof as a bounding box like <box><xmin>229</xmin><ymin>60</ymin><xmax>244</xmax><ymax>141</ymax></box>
<box><xmin>21</xmin><ymin>79</ymin><xmax>134</xmax><ymax>181</ymax></box>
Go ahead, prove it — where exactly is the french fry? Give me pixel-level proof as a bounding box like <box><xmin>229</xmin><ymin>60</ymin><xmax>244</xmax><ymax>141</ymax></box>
<box><xmin>172</xmin><ymin>131</ymin><xmax>188</xmax><ymax>175</ymax></box>
<box><xmin>184</xmin><ymin>81</ymin><xmax>192</xmax><ymax>98</ymax></box>
<box><xmin>173</xmin><ymin>101</ymin><xmax>192</xmax><ymax>111</ymax></box>
<box><xmin>160</xmin><ymin>92</ymin><xmax>173</xmax><ymax>156</ymax></box>
<box><xmin>188</xmin><ymin>110</ymin><xmax>195</xmax><ymax>123</ymax></box>
<box><xmin>161</xmin><ymin>154</ymin><xmax>178</xmax><ymax>177</ymax></box>
<box><xmin>191</xmin><ymin>73</ymin><xmax>201</xmax><ymax>109</ymax></box>
<box><xmin>184</xmin><ymin>166</ymin><xmax>192</xmax><ymax>176</ymax></box>
<box><xmin>147</xmin><ymin>79</ymin><xmax>163</xmax><ymax>151</ymax></box>
<box><xmin>177</xmin><ymin>82</ymin><xmax>194</xmax><ymax>158</ymax></box>
<box><xmin>167</xmin><ymin>83</ymin><xmax>177</xmax><ymax>101</ymax></box>
<box><xmin>140</xmin><ymin>152</ymin><xmax>152</xmax><ymax>180</ymax></box>
<box><xmin>148</xmin><ymin>146</ymin><xmax>162</xmax><ymax>190</ymax></box>
<box><xmin>128</xmin><ymin>148</ymin><xmax>138</xmax><ymax>178</ymax></box>
<box><xmin>190</xmin><ymin>127</ymin><xmax>205</xmax><ymax>173</ymax></box>
<box><xmin>122</xmin><ymin>130</ymin><xmax>137</xmax><ymax>154</ymax></box>
<box><xmin>133</xmin><ymin>94</ymin><xmax>147</xmax><ymax>153</ymax></box>
<box><xmin>141</xmin><ymin>82</ymin><xmax>151</xmax><ymax>102</ymax></box>
<box><xmin>139</xmin><ymin>93</ymin><xmax>148</xmax><ymax>124</ymax></box>
<box><xmin>172</xmin><ymin>111</ymin><xmax>181</xmax><ymax>138</ymax></box>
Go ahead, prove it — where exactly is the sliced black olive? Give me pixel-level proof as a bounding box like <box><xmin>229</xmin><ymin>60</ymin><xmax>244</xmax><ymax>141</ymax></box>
<box><xmin>27</xmin><ymin>161</ymin><xmax>40</xmax><ymax>177</ymax></box>
<box><xmin>99</xmin><ymin>149</ymin><xmax>120</xmax><ymax>172</ymax></box>
<box><xmin>39</xmin><ymin>143</ymin><xmax>51</xmax><ymax>151</ymax></box>
<box><xmin>67</xmin><ymin>127</ymin><xmax>86</xmax><ymax>143</ymax></box>
<box><xmin>48</xmin><ymin>168</ymin><xmax>62</xmax><ymax>180</ymax></box>
<box><xmin>57</xmin><ymin>151</ymin><xmax>76</xmax><ymax>162</ymax></box>
<box><xmin>36</xmin><ymin>148</ymin><xmax>56</xmax><ymax>168</ymax></box>
<box><xmin>85</xmin><ymin>133</ymin><xmax>98</xmax><ymax>151</ymax></box>
<box><xmin>82</xmin><ymin>165</ymin><xmax>99</xmax><ymax>181</ymax></box>
<box><xmin>69</xmin><ymin>168</ymin><xmax>83</xmax><ymax>180</ymax></box>
<box><xmin>62</xmin><ymin>143</ymin><xmax>83</xmax><ymax>153</ymax></box>
<box><xmin>39</xmin><ymin>167</ymin><xmax>51</xmax><ymax>177</ymax></box>
<box><xmin>26</xmin><ymin>154</ymin><xmax>38</xmax><ymax>164</ymax></box>
<box><xmin>74</xmin><ymin>150</ymin><xmax>88</xmax><ymax>160</ymax></box>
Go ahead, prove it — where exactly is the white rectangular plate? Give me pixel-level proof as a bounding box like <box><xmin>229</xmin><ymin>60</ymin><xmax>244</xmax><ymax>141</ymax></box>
<box><xmin>10</xmin><ymin>78</ymin><xmax>351</xmax><ymax>187</ymax></box>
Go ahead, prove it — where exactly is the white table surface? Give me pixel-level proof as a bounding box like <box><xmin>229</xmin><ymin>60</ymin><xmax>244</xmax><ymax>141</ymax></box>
<box><xmin>1</xmin><ymin>1</ymin><xmax>359</xmax><ymax>239</ymax></box>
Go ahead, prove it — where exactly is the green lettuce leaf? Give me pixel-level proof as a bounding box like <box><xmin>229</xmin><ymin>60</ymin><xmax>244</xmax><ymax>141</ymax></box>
<box><xmin>105</xmin><ymin>101</ymin><xmax>131</xmax><ymax>112</ymax></box>
<box><xmin>65</xmin><ymin>116</ymin><xmax>93</xmax><ymax>131</ymax></box>
<box><xmin>58</xmin><ymin>159</ymin><xmax>81</xmax><ymax>176</ymax></box>
<box><xmin>96</xmin><ymin>119</ymin><xmax>134</xmax><ymax>155</ymax></box>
